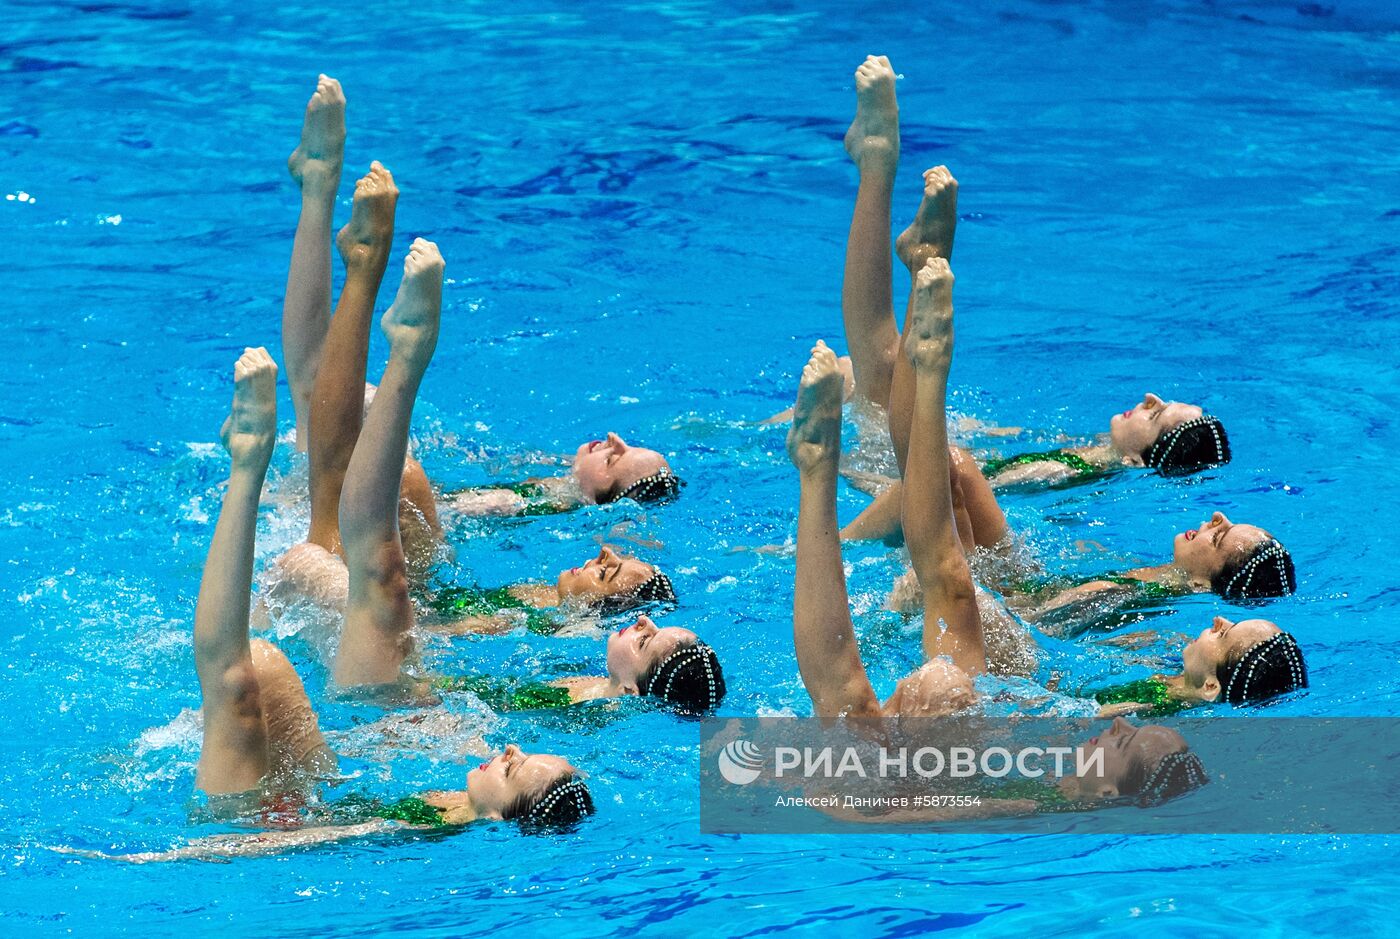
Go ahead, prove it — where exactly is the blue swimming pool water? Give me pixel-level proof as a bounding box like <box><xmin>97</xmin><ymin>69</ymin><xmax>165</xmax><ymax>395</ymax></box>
<box><xmin>5</xmin><ymin>0</ymin><xmax>1400</xmax><ymax>933</ymax></box>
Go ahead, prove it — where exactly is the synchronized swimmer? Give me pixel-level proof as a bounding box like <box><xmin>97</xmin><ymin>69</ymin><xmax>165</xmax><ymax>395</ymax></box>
<box><xmin>88</xmin><ymin>54</ymin><xmax>1316</xmax><ymax>860</ymax></box>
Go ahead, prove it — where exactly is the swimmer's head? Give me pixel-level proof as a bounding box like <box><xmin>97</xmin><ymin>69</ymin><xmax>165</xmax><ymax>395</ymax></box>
<box><xmin>606</xmin><ymin>614</ymin><xmax>725</xmax><ymax>713</ymax></box>
<box><xmin>883</xmin><ymin>659</ymin><xmax>978</xmax><ymax>718</ymax></box>
<box><xmin>555</xmin><ymin>545</ymin><xmax>675</xmax><ymax>612</ymax></box>
<box><xmin>1060</xmin><ymin>718</ymin><xmax>1208</xmax><ymax>806</ymax></box>
<box><xmin>1172</xmin><ymin>512</ymin><xmax>1295</xmax><ymax>600</ymax></box>
<box><xmin>466</xmin><ymin>745</ymin><xmax>594</xmax><ymax>829</ymax></box>
<box><xmin>1110</xmin><ymin>393</ymin><xmax>1230</xmax><ymax>475</ymax></box>
<box><xmin>1183</xmin><ymin>617</ymin><xmax>1308</xmax><ymax>705</ymax></box>
<box><xmin>572</xmin><ymin>433</ymin><xmax>682</xmax><ymax>505</ymax></box>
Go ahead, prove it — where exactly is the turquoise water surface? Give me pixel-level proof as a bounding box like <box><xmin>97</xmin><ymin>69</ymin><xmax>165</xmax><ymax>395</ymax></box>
<box><xmin>4</xmin><ymin>0</ymin><xmax>1400</xmax><ymax>934</ymax></box>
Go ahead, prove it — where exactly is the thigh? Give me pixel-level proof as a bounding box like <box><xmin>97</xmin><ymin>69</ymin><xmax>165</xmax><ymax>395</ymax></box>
<box><xmin>271</xmin><ymin>541</ymin><xmax>350</xmax><ymax>611</ymax></box>
<box><xmin>251</xmin><ymin>639</ymin><xmax>337</xmax><ymax>780</ymax></box>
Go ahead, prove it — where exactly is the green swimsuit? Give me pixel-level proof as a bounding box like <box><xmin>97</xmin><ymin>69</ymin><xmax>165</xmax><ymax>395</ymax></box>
<box><xmin>430</xmin><ymin>584</ymin><xmax>562</xmax><ymax>635</ymax></box>
<box><xmin>333</xmin><ymin>794</ymin><xmax>456</xmax><ymax>828</ymax></box>
<box><xmin>989</xmin><ymin>777</ymin><xmax>1075</xmax><ymax>812</ymax></box>
<box><xmin>1095</xmin><ymin>575</ymin><xmax>1182</xmax><ymax>603</ymax></box>
<box><xmin>1003</xmin><ymin>573</ymin><xmax>1187</xmax><ymax>638</ymax></box>
<box><xmin>1006</xmin><ymin>573</ymin><xmax>1183</xmax><ymax>604</ymax></box>
<box><xmin>433</xmin><ymin>674</ymin><xmax>575</xmax><ymax>711</ymax></box>
<box><xmin>478</xmin><ymin>482</ymin><xmax>570</xmax><ymax>517</ymax></box>
<box><xmin>1091</xmin><ymin>677</ymin><xmax>1190</xmax><ymax>717</ymax></box>
<box><xmin>982</xmin><ymin>449</ymin><xmax>1100</xmax><ymax>481</ymax></box>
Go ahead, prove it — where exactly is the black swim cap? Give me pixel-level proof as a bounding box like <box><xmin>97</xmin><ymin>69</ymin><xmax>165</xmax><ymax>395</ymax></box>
<box><xmin>1144</xmin><ymin>415</ymin><xmax>1231</xmax><ymax>476</ymax></box>
<box><xmin>1135</xmin><ymin>750</ymin><xmax>1209</xmax><ymax>807</ymax></box>
<box><xmin>1214</xmin><ymin>538</ymin><xmax>1296</xmax><ymax>601</ymax></box>
<box><xmin>512</xmin><ymin>774</ymin><xmax>595</xmax><ymax>830</ymax></box>
<box><xmin>1218</xmin><ymin>631</ymin><xmax>1308</xmax><ymax>705</ymax></box>
<box><xmin>593</xmin><ymin>570</ymin><xmax>678</xmax><ymax>614</ymax></box>
<box><xmin>613</xmin><ymin>471</ymin><xmax>684</xmax><ymax>505</ymax></box>
<box><xmin>639</xmin><ymin>642</ymin><xmax>726</xmax><ymax>713</ymax></box>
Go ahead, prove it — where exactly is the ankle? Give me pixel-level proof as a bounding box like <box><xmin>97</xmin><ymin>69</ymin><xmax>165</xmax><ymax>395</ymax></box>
<box><xmin>342</xmin><ymin>245</ymin><xmax>391</xmax><ymax>274</ymax></box>
<box><xmin>799</xmin><ymin>464</ymin><xmax>840</xmax><ymax>484</ymax></box>
<box><xmin>857</xmin><ymin>151</ymin><xmax>898</xmax><ymax>179</ymax></box>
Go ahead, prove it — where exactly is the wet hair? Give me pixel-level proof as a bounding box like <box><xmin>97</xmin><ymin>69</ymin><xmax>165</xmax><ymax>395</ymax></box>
<box><xmin>591</xmin><ymin>570</ymin><xmax>678</xmax><ymax>615</ymax></box>
<box><xmin>1217</xmin><ymin>631</ymin><xmax>1308</xmax><ymax>705</ymax></box>
<box><xmin>1134</xmin><ymin>750</ymin><xmax>1209</xmax><ymax>807</ymax></box>
<box><xmin>638</xmin><ymin>640</ymin><xmax>726</xmax><ymax>713</ymax></box>
<box><xmin>606</xmin><ymin>470</ymin><xmax>684</xmax><ymax>505</ymax></box>
<box><xmin>1143</xmin><ymin>415</ymin><xmax>1231</xmax><ymax>476</ymax></box>
<box><xmin>1212</xmin><ymin>538</ymin><xmax>1296</xmax><ymax>600</ymax></box>
<box><xmin>504</xmin><ymin>772</ymin><xmax>595</xmax><ymax>831</ymax></box>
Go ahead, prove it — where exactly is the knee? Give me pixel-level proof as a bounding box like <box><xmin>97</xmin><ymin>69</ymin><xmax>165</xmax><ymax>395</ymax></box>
<box><xmin>250</xmin><ymin>639</ymin><xmax>295</xmax><ymax>686</ymax></box>
<box><xmin>218</xmin><ymin>659</ymin><xmax>265</xmax><ymax>725</ymax></box>
<box><xmin>948</xmin><ymin>467</ymin><xmax>968</xmax><ymax>510</ymax></box>
<box><xmin>935</xmin><ymin>557</ymin><xmax>977</xmax><ymax>603</ymax></box>
<box><xmin>947</xmin><ymin>446</ymin><xmax>978</xmax><ymax>477</ymax></box>
<box><xmin>359</xmin><ymin>540</ymin><xmax>409</xmax><ymax>598</ymax></box>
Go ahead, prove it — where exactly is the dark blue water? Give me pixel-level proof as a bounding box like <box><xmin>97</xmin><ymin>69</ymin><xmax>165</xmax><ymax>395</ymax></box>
<box><xmin>3</xmin><ymin>0</ymin><xmax>1399</xmax><ymax>934</ymax></box>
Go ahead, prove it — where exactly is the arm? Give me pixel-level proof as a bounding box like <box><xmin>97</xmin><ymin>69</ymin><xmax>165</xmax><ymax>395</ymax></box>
<box><xmin>427</xmin><ymin>614</ymin><xmax>522</xmax><ymax>637</ymax></box>
<box><xmin>788</xmin><ymin>343</ymin><xmax>882</xmax><ymax>719</ymax></box>
<box><xmin>901</xmin><ymin>260</ymin><xmax>984</xmax><ymax>676</ymax></box>
<box><xmin>63</xmin><ymin>820</ymin><xmax>403</xmax><ymax>864</ymax></box>
<box><xmin>447</xmin><ymin>487</ymin><xmax>529</xmax><ymax>518</ymax></box>
<box><xmin>986</xmin><ymin>460</ymin><xmax>1075</xmax><ymax>490</ymax></box>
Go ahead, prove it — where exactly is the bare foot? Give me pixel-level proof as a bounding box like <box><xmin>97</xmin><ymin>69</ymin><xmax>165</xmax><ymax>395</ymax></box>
<box><xmin>222</xmin><ymin>347</ymin><xmax>278</xmax><ymax>468</ymax></box>
<box><xmin>382</xmin><ymin>238</ymin><xmax>444</xmax><ymax>366</ymax></box>
<box><xmin>287</xmin><ymin>75</ymin><xmax>345</xmax><ymax>197</ymax></box>
<box><xmin>786</xmin><ymin>341</ymin><xmax>845</xmax><ymax>474</ymax></box>
<box><xmin>336</xmin><ymin>162</ymin><xmax>397</xmax><ymax>269</ymax></box>
<box><xmin>895</xmin><ymin>166</ymin><xmax>958</xmax><ymax>270</ymax></box>
<box><xmin>836</xmin><ymin>354</ymin><xmax>856</xmax><ymax>401</ymax></box>
<box><xmin>843</xmin><ymin>55</ymin><xmax>899</xmax><ymax>173</ymax></box>
<box><xmin>905</xmin><ymin>258</ymin><xmax>954</xmax><ymax>372</ymax></box>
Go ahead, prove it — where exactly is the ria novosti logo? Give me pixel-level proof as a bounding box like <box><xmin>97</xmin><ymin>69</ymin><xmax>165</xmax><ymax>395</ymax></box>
<box><xmin>717</xmin><ymin>739</ymin><xmax>764</xmax><ymax>785</ymax></box>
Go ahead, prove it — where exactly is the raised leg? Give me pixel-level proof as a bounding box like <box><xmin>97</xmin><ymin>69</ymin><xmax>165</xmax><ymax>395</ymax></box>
<box><xmin>902</xmin><ymin>259</ymin><xmax>984</xmax><ymax>675</ymax></box>
<box><xmin>888</xmin><ymin>167</ymin><xmax>958</xmax><ymax>473</ymax></box>
<box><xmin>283</xmin><ymin>75</ymin><xmax>346</xmax><ymax>452</ymax></box>
<box><xmin>195</xmin><ymin>349</ymin><xmax>278</xmax><ymax>795</ymax></box>
<box><xmin>949</xmin><ymin>445</ymin><xmax>1008</xmax><ymax>548</ymax></box>
<box><xmin>788</xmin><ymin>341</ymin><xmax>881</xmax><ymax>719</ymax></box>
<box><xmin>306</xmin><ymin>162</ymin><xmax>398</xmax><ymax>553</ymax></box>
<box><xmin>841</xmin><ymin>55</ymin><xmax>901</xmax><ymax>408</ymax></box>
<box><xmin>838</xmin><ymin>479</ymin><xmax>904</xmax><ymax>545</ymax></box>
<box><xmin>334</xmin><ymin>239</ymin><xmax>444</xmax><ymax>687</ymax></box>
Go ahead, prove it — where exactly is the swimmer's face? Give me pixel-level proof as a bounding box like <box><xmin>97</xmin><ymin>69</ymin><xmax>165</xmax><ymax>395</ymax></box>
<box><xmin>884</xmin><ymin>660</ymin><xmax>977</xmax><ymax>718</ymax></box>
<box><xmin>1110</xmin><ymin>393</ymin><xmax>1204</xmax><ymax>463</ymax></box>
<box><xmin>605</xmin><ymin>615</ymin><xmax>699</xmax><ymax>694</ymax></box>
<box><xmin>1181</xmin><ymin>616</ymin><xmax>1281</xmax><ymax>698</ymax></box>
<box><xmin>572</xmin><ymin>433</ymin><xmax>671</xmax><ymax>504</ymax></box>
<box><xmin>1060</xmin><ymin>718</ymin><xmax>1187</xmax><ymax>801</ymax></box>
<box><xmin>556</xmin><ymin>545</ymin><xmax>656</xmax><ymax>602</ymax></box>
<box><xmin>466</xmin><ymin>744</ymin><xmax>577</xmax><ymax>820</ymax></box>
<box><xmin>1173</xmin><ymin>511</ymin><xmax>1271</xmax><ymax>586</ymax></box>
